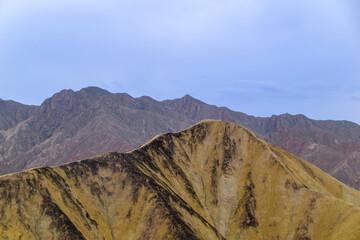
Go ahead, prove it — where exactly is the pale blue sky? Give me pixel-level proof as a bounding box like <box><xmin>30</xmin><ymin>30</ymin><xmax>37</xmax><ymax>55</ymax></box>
<box><xmin>0</xmin><ymin>0</ymin><xmax>359</xmax><ymax>123</ymax></box>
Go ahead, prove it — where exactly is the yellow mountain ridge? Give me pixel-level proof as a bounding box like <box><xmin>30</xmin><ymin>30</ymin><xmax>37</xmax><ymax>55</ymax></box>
<box><xmin>1</xmin><ymin>120</ymin><xmax>360</xmax><ymax>239</ymax></box>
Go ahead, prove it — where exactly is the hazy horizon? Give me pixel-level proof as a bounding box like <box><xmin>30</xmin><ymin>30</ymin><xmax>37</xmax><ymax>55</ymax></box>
<box><xmin>1</xmin><ymin>0</ymin><xmax>359</xmax><ymax>123</ymax></box>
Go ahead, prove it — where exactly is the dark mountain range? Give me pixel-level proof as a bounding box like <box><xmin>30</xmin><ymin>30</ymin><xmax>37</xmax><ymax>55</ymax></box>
<box><xmin>1</xmin><ymin>87</ymin><xmax>360</xmax><ymax>190</ymax></box>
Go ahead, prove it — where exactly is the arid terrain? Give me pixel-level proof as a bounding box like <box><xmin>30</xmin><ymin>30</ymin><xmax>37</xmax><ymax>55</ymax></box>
<box><xmin>1</xmin><ymin>120</ymin><xmax>360</xmax><ymax>239</ymax></box>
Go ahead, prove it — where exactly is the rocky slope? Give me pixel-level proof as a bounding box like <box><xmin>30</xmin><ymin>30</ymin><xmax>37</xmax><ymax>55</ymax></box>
<box><xmin>0</xmin><ymin>99</ymin><xmax>38</xmax><ymax>173</ymax></box>
<box><xmin>1</xmin><ymin>87</ymin><xmax>360</xmax><ymax>190</ymax></box>
<box><xmin>0</xmin><ymin>99</ymin><xmax>37</xmax><ymax>131</ymax></box>
<box><xmin>1</xmin><ymin>120</ymin><xmax>360</xmax><ymax>239</ymax></box>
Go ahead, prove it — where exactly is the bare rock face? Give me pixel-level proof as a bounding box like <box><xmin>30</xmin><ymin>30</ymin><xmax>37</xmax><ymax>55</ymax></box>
<box><xmin>1</xmin><ymin>87</ymin><xmax>360</xmax><ymax>190</ymax></box>
<box><xmin>0</xmin><ymin>99</ymin><xmax>37</xmax><ymax>131</ymax></box>
<box><xmin>1</xmin><ymin>120</ymin><xmax>360</xmax><ymax>239</ymax></box>
<box><xmin>0</xmin><ymin>99</ymin><xmax>38</xmax><ymax>173</ymax></box>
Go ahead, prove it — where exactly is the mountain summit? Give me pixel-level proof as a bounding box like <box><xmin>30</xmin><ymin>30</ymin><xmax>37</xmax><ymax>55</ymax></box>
<box><xmin>1</xmin><ymin>120</ymin><xmax>360</xmax><ymax>239</ymax></box>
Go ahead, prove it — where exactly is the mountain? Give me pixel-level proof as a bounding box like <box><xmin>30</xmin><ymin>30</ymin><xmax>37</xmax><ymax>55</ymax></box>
<box><xmin>0</xmin><ymin>99</ymin><xmax>38</xmax><ymax>173</ymax></box>
<box><xmin>1</xmin><ymin>87</ymin><xmax>360</xmax><ymax>190</ymax></box>
<box><xmin>261</xmin><ymin>114</ymin><xmax>360</xmax><ymax>189</ymax></box>
<box><xmin>0</xmin><ymin>99</ymin><xmax>37</xmax><ymax>131</ymax></box>
<box><xmin>1</xmin><ymin>120</ymin><xmax>360</xmax><ymax>239</ymax></box>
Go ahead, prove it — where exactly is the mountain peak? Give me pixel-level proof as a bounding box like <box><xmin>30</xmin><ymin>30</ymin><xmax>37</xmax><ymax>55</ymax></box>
<box><xmin>182</xmin><ymin>94</ymin><xmax>195</xmax><ymax>99</ymax></box>
<box><xmin>180</xmin><ymin>94</ymin><xmax>201</xmax><ymax>103</ymax></box>
<box><xmin>41</xmin><ymin>87</ymin><xmax>110</xmax><ymax>107</ymax></box>
<box><xmin>165</xmin><ymin>94</ymin><xmax>206</xmax><ymax>108</ymax></box>
<box><xmin>79</xmin><ymin>86</ymin><xmax>110</xmax><ymax>96</ymax></box>
<box><xmin>182</xmin><ymin>119</ymin><xmax>254</xmax><ymax>137</ymax></box>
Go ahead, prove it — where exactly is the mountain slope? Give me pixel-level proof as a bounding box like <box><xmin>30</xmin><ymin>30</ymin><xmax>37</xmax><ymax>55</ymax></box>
<box><xmin>0</xmin><ymin>99</ymin><xmax>37</xmax><ymax>131</ymax></box>
<box><xmin>1</xmin><ymin>87</ymin><xmax>360</xmax><ymax>190</ymax></box>
<box><xmin>0</xmin><ymin>99</ymin><xmax>37</xmax><ymax>173</ymax></box>
<box><xmin>1</xmin><ymin>120</ymin><xmax>360</xmax><ymax>239</ymax></box>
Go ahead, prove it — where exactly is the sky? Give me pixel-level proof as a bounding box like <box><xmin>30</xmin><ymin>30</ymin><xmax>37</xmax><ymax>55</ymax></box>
<box><xmin>0</xmin><ymin>0</ymin><xmax>359</xmax><ymax>123</ymax></box>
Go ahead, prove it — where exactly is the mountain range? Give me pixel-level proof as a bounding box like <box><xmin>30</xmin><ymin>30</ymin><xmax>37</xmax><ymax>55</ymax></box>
<box><xmin>1</xmin><ymin>120</ymin><xmax>360</xmax><ymax>239</ymax></box>
<box><xmin>1</xmin><ymin>87</ymin><xmax>360</xmax><ymax>190</ymax></box>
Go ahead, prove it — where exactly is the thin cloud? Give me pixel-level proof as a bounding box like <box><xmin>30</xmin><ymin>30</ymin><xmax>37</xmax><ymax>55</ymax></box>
<box><xmin>216</xmin><ymin>79</ymin><xmax>290</xmax><ymax>97</ymax></box>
